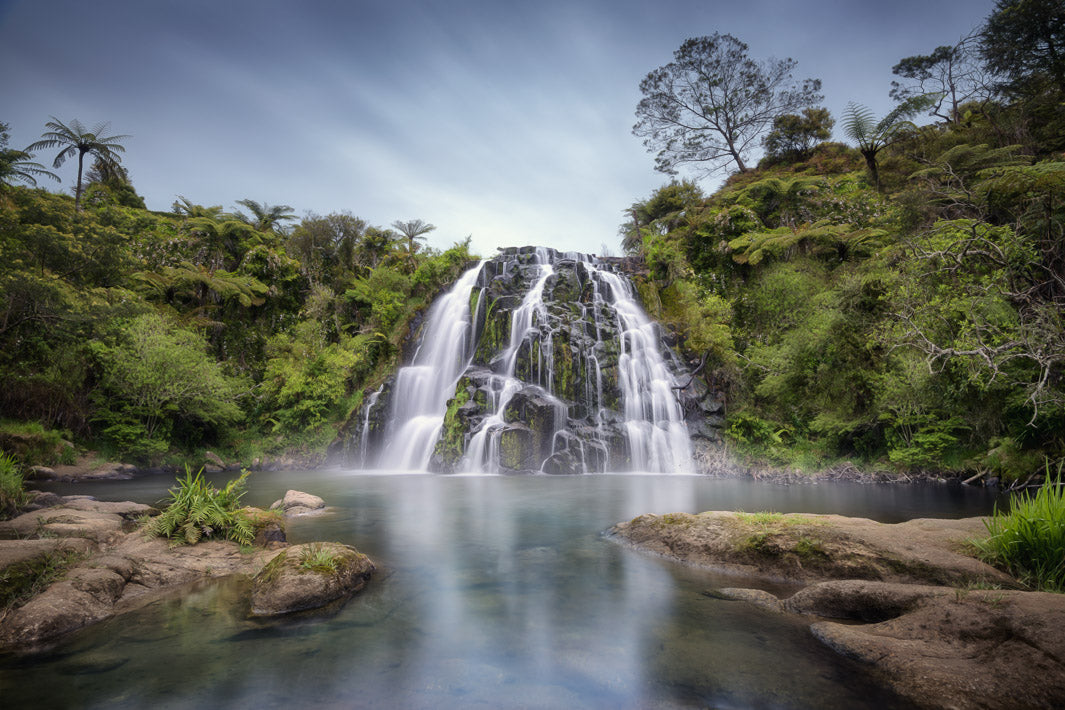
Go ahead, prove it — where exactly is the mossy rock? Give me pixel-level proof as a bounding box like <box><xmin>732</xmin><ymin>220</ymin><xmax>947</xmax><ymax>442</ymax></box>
<box><xmin>250</xmin><ymin>542</ymin><xmax>375</xmax><ymax>616</ymax></box>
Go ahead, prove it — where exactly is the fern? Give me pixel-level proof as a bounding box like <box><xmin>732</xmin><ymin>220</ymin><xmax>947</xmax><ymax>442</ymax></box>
<box><xmin>144</xmin><ymin>466</ymin><xmax>255</xmax><ymax>547</ymax></box>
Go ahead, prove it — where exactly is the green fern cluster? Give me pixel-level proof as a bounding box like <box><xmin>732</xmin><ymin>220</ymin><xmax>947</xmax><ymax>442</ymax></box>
<box><xmin>143</xmin><ymin>466</ymin><xmax>254</xmax><ymax>546</ymax></box>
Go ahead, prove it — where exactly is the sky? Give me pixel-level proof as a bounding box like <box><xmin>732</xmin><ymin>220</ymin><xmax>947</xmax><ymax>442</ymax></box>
<box><xmin>1</xmin><ymin>0</ymin><xmax>998</xmax><ymax>257</ymax></box>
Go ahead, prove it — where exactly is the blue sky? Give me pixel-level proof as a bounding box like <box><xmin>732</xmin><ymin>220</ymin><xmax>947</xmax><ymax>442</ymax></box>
<box><xmin>1</xmin><ymin>0</ymin><xmax>996</xmax><ymax>256</ymax></box>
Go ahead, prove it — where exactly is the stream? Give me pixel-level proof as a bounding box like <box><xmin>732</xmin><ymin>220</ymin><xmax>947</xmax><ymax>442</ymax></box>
<box><xmin>1</xmin><ymin>471</ymin><xmax>1003</xmax><ymax>709</ymax></box>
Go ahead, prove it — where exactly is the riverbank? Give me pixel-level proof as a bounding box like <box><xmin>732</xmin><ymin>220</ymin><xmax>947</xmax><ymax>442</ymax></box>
<box><xmin>608</xmin><ymin>511</ymin><xmax>1065</xmax><ymax>710</ymax></box>
<box><xmin>0</xmin><ymin>490</ymin><xmax>372</xmax><ymax>653</ymax></box>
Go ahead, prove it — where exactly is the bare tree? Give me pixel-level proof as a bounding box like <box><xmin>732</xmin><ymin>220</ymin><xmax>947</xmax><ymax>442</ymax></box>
<box><xmin>633</xmin><ymin>33</ymin><xmax>822</xmax><ymax>176</ymax></box>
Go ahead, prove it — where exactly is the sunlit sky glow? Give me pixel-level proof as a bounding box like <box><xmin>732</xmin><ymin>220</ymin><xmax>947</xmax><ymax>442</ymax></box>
<box><xmin>1</xmin><ymin>0</ymin><xmax>995</xmax><ymax>256</ymax></box>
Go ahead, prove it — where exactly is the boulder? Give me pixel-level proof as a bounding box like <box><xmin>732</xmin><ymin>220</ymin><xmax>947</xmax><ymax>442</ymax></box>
<box><xmin>270</xmin><ymin>490</ymin><xmax>326</xmax><ymax>517</ymax></box>
<box><xmin>250</xmin><ymin>542</ymin><xmax>375</xmax><ymax>616</ymax></box>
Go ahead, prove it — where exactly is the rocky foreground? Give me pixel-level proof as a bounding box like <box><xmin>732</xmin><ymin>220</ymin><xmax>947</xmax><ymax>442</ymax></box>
<box><xmin>609</xmin><ymin>511</ymin><xmax>1065</xmax><ymax>710</ymax></box>
<box><xmin>0</xmin><ymin>491</ymin><xmax>374</xmax><ymax>652</ymax></box>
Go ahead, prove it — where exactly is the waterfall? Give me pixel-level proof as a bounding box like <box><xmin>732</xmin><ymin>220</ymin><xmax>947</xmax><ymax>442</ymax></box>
<box><xmin>361</xmin><ymin>247</ymin><xmax>693</xmax><ymax>473</ymax></box>
<box><xmin>375</xmin><ymin>260</ymin><xmax>486</xmax><ymax>470</ymax></box>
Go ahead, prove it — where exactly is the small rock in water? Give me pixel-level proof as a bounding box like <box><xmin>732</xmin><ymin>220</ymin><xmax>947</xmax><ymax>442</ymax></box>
<box><xmin>249</xmin><ymin>542</ymin><xmax>375</xmax><ymax>616</ymax></box>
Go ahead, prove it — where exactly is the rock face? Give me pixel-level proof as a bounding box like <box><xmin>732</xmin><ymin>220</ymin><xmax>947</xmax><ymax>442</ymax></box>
<box><xmin>611</xmin><ymin>511</ymin><xmax>1065</xmax><ymax>710</ymax></box>
<box><xmin>342</xmin><ymin>246</ymin><xmax>712</xmax><ymax>473</ymax></box>
<box><xmin>250</xmin><ymin>542</ymin><xmax>375</xmax><ymax>616</ymax></box>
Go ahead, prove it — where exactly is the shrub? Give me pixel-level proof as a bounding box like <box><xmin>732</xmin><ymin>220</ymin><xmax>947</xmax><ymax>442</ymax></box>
<box><xmin>976</xmin><ymin>469</ymin><xmax>1065</xmax><ymax>592</ymax></box>
<box><xmin>0</xmin><ymin>452</ymin><xmax>28</xmax><ymax>519</ymax></box>
<box><xmin>143</xmin><ymin>466</ymin><xmax>254</xmax><ymax>546</ymax></box>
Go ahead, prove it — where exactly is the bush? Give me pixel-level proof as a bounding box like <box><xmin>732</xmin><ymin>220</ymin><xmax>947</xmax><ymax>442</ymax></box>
<box><xmin>0</xmin><ymin>452</ymin><xmax>28</xmax><ymax>519</ymax></box>
<box><xmin>143</xmin><ymin>466</ymin><xmax>254</xmax><ymax>546</ymax></box>
<box><xmin>977</xmin><ymin>469</ymin><xmax>1065</xmax><ymax>592</ymax></box>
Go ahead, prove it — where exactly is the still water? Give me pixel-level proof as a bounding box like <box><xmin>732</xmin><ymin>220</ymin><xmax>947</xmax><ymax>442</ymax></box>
<box><xmin>1</xmin><ymin>472</ymin><xmax>1001</xmax><ymax>709</ymax></box>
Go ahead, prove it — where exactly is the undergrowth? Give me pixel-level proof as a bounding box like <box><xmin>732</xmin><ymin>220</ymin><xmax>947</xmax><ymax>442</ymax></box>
<box><xmin>976</xmin><ymin>467</ymin><xmax>1065</xmax><ymax>592</ymax></box>
<box><xmin>0</xmin><ymin>452</ymin><xmax>28</xmax><ymax>519</ymax></box>
<box><xmin>0</xmin><ymin>548</ymin><xmax>86</xmax><ymax>619</ymax></box>
<box><xmin>143</xmin><ymin>466</ymin><xmax>255</xmax><ymax>546</ymax></box>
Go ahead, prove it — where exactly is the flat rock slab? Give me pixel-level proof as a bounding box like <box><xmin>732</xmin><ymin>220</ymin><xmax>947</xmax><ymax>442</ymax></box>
<box><xmin>0</xmin><ymin>538</ymin><xmax>96</xmax><ymax>572</ymax></box>
<box><xmin>715</xmin><ymin>580</ymin><xmax>1065</xmax><ymax>710</ymax></box>
<box><xmin>250</xmin><ymin>542</ymin><xmax>375</xmax><ymax>616</ymax></box>
<box><xmin>608</xmin><ymin>511</ymin><xmax>1013</xmax><ymax>587</ymax></box>
<box><xmin>613</xmin><ymin>511</ymin><xmax>1065</xmax><ymax>710</ymax></box>
<box><xmin>0</xmin><ymin>499</ymin><xmax>157</xmax><ymax>543</ymax></box>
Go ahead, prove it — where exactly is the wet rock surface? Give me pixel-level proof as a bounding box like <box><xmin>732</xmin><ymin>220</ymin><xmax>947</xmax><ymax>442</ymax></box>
<box><xmin>250</xmin><ymin>542</ymin><xmax>376</xmax><ymax>616</ymax></box>
<box><xmin>612</xmin><ymin>511</ymin><xmax>1064</xmax><ymax>710</ymax></box>
<box><xmin>0</xmin><ymin>492</ymin><xmax>365</xmax><ymax>652</ymax></box>
<box><xmin>340</xmin><ymin>246</ymin><xmax>716</xmax><ymax>473</ymax></box>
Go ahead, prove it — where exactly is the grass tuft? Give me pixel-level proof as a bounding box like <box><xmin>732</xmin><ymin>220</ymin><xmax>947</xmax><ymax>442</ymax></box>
<box><xmin>0</xmin><ymin>452</ymin><xmax>29</xmax><ymax>519</ymax></box>
<box><xmin>976</xmin><ymin>467</ymin><xmax>1065</xmax><ymax>592</ymax></box>
<box><xmin>299</xmin><ymin>543</ymin><xmax>341</xmax><ymax>574</ymax></box>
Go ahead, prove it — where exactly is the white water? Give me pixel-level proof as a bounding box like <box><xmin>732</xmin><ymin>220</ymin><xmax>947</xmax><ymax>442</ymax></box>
<box><xmin>595</xmin><ymin>268</ymin><xmax>693</xmax><ymax>472</ymax></box>
<box><xmin>370</xmin><ymin>249</ymin><xmax>692</xmax><ymax>473</ymax></box>
<box><xmin>463</xmin><ymin>249</ymin><xmax>556</xmax><ymax>472</ymax></box>
<box><xmin>376</xmin><ymin>261</ymin><xmax>486</xmax><ymax>470</ymax></box>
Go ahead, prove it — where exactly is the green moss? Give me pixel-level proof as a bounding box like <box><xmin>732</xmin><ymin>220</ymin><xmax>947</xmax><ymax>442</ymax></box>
<box><xmin>434</xmin><ymin>385</ymin><xmax>471</xmax><ymax>467</ymax></box>
<box><xmin>255</xmin><ymin>550</ymin><xmax>288</xmax><ymax>585</ymax></box>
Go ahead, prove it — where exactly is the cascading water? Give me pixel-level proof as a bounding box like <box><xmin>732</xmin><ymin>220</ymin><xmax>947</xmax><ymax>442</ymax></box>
<box><xmin>374</xmin><ymin>261</ymin><xmax>486</xmax><ymax>470</ymax></box>
<box><xmin>356</xmin><ymin>247</ymin><xmax>695</xmax><ymax>473</ymax></box>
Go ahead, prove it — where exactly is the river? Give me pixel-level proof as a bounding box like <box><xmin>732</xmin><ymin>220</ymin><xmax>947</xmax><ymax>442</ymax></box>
<box><xmin>1</xmin><ymin>471</ymin><xmax>1002</xmax><ymax>709</ymax></box>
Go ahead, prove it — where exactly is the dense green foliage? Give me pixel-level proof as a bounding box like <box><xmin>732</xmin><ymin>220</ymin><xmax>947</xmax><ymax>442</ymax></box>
<box><xmin>142</xmin><ymin>467</ymin><xmax>255</xmax><ymax>546</ymax></box>
<box><xmin>626</xmin><ymin>5</ymin><xmax>1065</xmax><ymax>479</ymax></box>
<box><xmin>0</xmin><ymin>141</ymin><xmax>476</xmax><ymax>464</ymax></box>
<box><xmin>978</xmin><ymin>473</ymin><xmax>1065</xmax><ymax>591</ymax></box>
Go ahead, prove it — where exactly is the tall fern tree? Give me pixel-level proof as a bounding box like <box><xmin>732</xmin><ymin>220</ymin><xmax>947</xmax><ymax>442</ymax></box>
<box><xmin>26</xmin><ymin>117</ymin><xmax>129</xmax><ymax>211</ymax></box>
<box><xmin>0</xmin><ymin>121</ymin><xmax>59</xmax><ymax>189</ymax></box>
<box><xmin>841</xmin><ymin>98</ymin><xmax>929</xmax><ymax>191</ymax></box>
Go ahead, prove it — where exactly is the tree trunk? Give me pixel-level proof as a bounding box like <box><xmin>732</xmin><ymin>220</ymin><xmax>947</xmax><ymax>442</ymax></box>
<box><xmin>74</xmin><ymin>150</ymin><xmax>86</xmax><ymax>211</ymax></box>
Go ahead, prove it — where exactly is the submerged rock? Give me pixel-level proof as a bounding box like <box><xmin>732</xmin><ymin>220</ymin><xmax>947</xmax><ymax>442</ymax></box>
<box><xmin>250</xmin><ymin>542</ymin><xmax>375</xmax><ymax>616</ymax></box>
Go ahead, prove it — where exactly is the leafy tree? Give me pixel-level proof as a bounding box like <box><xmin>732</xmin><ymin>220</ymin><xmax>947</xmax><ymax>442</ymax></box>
<box><xmin>92</xmin><ymin>313</ymin><xmax>245</xmax><ymax>457</ymax></box>
<box><xmin>391</xmin><ymin>218</ymin><xmax>436</xmax><ymax>265</ymax></box>
<box><xmin>26</xmin><ymin>117</ymin><xmax>129</xmax><ymax>211</ymax></box>
<box><xmin>233</xmin><ymin>199</ymin><xmax>296</xmax><ymax>233</ymax></box>
<box><xmin>82</xmin><ymin>158</ymin><xmax>145</xmax><ymax>209</ymax></box>
<box><xmin>288</xmin><ymin>211</ymin><xmax>366</xmax><ymax>284</ymax></box>
<box><xmin>621</xmin><ymin>180</ymin><xmax>704</xmax><ymax>254</ymax></box>
<box><xmin>980</xmin><ymin>0</ymin><xmax>1065</xmax><ymax>96</ymax></box>
<box><xmin>0</xmin><ymin>122</ymin><xmax>59</xmax><ymax>189</ymax></box>
<box><xmin>633</xmin><ymin>33</ymin><xmax>822</xmax><ymax>176</ymax></box>
<box><xmin>761</xmin><ymin>108</ymin><xmax>835</xmax><ymax>163</ymax></box>
<box><xmin>891</xmin><ymin>33</ymin><xmax>995</xmax><ymax>124</ymax></box>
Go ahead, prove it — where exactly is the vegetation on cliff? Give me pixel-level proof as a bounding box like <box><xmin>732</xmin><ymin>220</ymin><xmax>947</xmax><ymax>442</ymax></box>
<box><xmin>0</xmin><ymin>127</ymin><xmax>475</xmax><ymax>465</ymax></box>
<box><xmin>626</xmin><ymin>1</ymin><xmax>1065</xmax><ymax>479</ymax></box>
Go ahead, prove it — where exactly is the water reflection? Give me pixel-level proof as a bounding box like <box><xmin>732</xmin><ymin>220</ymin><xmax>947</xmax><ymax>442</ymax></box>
<box><xmin>2</xmin><ymin>473</ymin><xmax>995</xmax><ymax>708</ymax></box>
